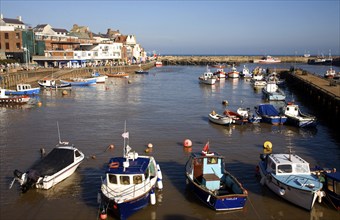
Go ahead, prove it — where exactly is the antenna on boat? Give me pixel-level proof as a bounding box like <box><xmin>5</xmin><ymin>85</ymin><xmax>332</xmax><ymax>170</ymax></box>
<box><xmin>287</xmin><ymin>147</ymin><xmax>294</xmax><ymax>161</ymax></box>
<box><xmin>57</xmin><ymin>121</ymin><xmax>61</xmax><ymax>144</ymax></box>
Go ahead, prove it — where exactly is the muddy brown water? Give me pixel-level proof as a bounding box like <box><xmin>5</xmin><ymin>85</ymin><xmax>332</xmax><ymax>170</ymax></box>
<box><xmin>1</xmin><ymin>64</ymin><xmax>339</xmax><ymax>220</ymax></box>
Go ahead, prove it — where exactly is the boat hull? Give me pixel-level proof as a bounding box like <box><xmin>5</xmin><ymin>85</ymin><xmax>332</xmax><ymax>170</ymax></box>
<box><xmin>185</xmin><ymin>177</ymin><xmax>247</xmax><ymax>211</ymax></box>
<box><xmin>260</xmin><ymin>115</ymin><xmax>287</xmax><ymax>125</ymax></box>
<box><xmin>60</xmin><ymin>78</ymin><xmax>96</xmax><ymax>86</ymax></box>
<box><xmin>208</xmin><ymin>113</ymin><xmax>232</xmax><ymax>125</ymax></box>
<box><xmin>100</xmin><ymin>188</ymin><xmax>154</xmax><ymax>220</ymax></box>
<box><xmin>258</xmin><ymin>161</ymin><xmax>320</xmax><ymax>210</ymax></box>
<box><xmin>5</xmin><ymin>88</ymin><xmax>40</xmax><ymax>95</ymax></box>
<box><xmin>286</xmin><ymin>116</ymin><xmax>317</xmax><ymax>128</ymax></box>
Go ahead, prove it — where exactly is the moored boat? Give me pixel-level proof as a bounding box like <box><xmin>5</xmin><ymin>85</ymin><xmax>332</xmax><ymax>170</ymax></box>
<box><xmin>105</xmin><ymin>72</ymin><xmax>129</xmax><ymax>78</ymax></box>
<box><xmin>240</xmin><ymin>65</ymin><xmax>252</xmax><ymax>78</ymax></box>
<box><xmin>258</xmin><ymin>147</ymin><xmax>325</xmax><ymax>210</ymax></box>
<box><xmin>255</xmin><ymin>104</ymin><xmax>287</xmax><ymax>125</ymax></box>
<box><xmin>223</xmin><ymin>109</ymin><xmax>248</xmax><ymax>125</ymax></box>
<box><xmin>213</xmin><ymin>68</ymin><xmax>226</xmax><ymax>79</ymax></box>
<box><xmin>254</xmin><ymin>55</ymin><xmax>281</xmax><ymax>64</ymax></box>
<box><xmin>10</xmin><ymin>123</ymin><xmax>85</xmax><ymax>192</ymax></box>
<box><xmin>262</xmin><ymin>82</ymin><xmax>286</xmax><ymax>101</ymax></box>
<box><xmin>38</xmin><ymin>79</ymin><xmax>71</xmax><ymax>89</ymax></box>
<box><xmin>60</xmin><ymin>77</ymin><xmax>97</xmax><ymax>86</ymax></box>
<box><xmin>198</xmin><ymin>66</ymin><xmax>217</xmax><ymax>85</ymax></box>
<box><xmin>155</xmin><ymin>61</ymin><xmax>163</xmax><ymax>67</ymax></box>
<box><xmin>0</xmin><ymin>88</ymin><xmax>30</xmax><ymax>105</ymax></box>
<box><xmin>283</xmin><ymin>102</ymin><xmax>317</xmax><ymax>128</ymax></box>
<box><xmin>99</xmin><ymin>125</ymin><xmax>163</xmax><ymax>219</ymax></box>
<box><xmin>185</xmin><ymin>142</ymin><xmax>248</xmax><ymax>211</ymax></box>
<box><xmin>227</xmin><ymin>64</ymin><xmax>239</xmax><ymax>78</ymax></box>
<box><xmin>208</xmin><ymin>110</ymin><xmax>233</xmax><ymax>125</ymax></box>
<box><xmin>5</xmin><ymin>83</ymin><xmax>40</xmax><ymax>95</ymax></box>
<box><xmin>91</xmin><ymin>72</ymin><xmax>108</xmax><ymax>83</ymax></box>
<box><xmin>324</xmin><ymin>67</ymin><xmax>336</xmax><ymax>78</ymax></box>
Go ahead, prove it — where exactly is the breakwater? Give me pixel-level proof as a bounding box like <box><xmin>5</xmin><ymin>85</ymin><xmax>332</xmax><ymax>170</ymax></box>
<box><xmin>158</xmin><ymin>55</ymin><xmax>340</xmax><ymax>66</ymax></box>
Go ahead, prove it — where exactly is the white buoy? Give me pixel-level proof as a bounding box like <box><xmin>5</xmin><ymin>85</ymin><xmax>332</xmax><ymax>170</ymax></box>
<box><xmin>150</xmin><ymin>190</ymin><xmax>156</xmax><ymax>205</ymax></box>
<box><xmin>156</xmin><ymin>164</ymin><xmax>163</xmax><ymax>190</ymax></box>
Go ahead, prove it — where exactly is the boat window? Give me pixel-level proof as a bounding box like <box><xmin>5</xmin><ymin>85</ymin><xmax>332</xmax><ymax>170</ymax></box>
<box><xmin>207</xmin><ymin>157</ymin><xmax>218</xmax><ymax>164</ymax></box>
<box><xmin>133</xmin><ymin>175</ymin><xmax>143</xmax><ymax>184</ymax></box>
<box><xmin>294</xmin><ymin>164</ymin><xmax>309</xmax><ymax>173</ymax></box>
<box><xmin>109</xmin><ymin>174</ymin><xmax>117</xmax><ymax>184</ymax></box>
<box><xmin>120</xmin><ymin>176</ymin><xmax>130</xmax><ymax>185</ymax></box>
<box><xmin>75</xmin><ymin>150</ymin><xmax>81</xmax><ymax>157</ymax></box>
<box><xmin>277</xmin><ymin>165</ymin><xmax>292</xmax><ymax>173</ymax></box>
<box><xmin>327</xmin><ymin>179</ymin><xmax>334</xmax><ymax>192</ymax></box>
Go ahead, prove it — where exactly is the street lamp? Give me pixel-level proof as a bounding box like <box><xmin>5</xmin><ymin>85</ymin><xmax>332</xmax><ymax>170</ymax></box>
<box><xmin>23</xmin><ymin>47</ymin><xmax>29</xmax><ymax>70</ymax></box>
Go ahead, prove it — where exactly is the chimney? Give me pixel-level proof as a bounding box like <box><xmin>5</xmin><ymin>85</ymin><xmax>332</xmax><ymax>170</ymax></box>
<box><xmin>17</xmin><ymin>16</ymin><xmax>22</xmax><ymax>21</ymax></box>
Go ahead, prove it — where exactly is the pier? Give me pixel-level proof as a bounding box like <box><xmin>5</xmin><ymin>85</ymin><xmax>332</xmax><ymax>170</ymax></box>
<box><xmin>283</xmin><ymin>69</ymin><xmax>340</xmax><ymax>126</ymax></box>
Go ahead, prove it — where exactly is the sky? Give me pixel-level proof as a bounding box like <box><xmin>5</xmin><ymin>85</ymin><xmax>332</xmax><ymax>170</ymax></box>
<box><xmin>1</xmin><ymin>0</ymin><xmax>339</xmax><ymax>55</ymax></box>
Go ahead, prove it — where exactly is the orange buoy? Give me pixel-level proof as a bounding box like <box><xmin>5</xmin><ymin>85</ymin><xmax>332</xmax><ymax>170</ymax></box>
<box><xmin>62</xmin><ymin>90</ymin><xmax>68</xmax><ymax>95</ymax></box>
<box><xmin>147</xmin><ymin>143</ymin><xmax>153</xmax><ymax>148</ymax></box>
<box><xmin>183</xmin><ymin>139</ymin><xmax>192</xmax><ymax>148</ymax></box>
<box><xmin>109</xmin><ymin>144</ymin><xmax>114</xmax><ymax>149</ymax></box>
<box><xmin>99</xmin><ymin>211</ymin><xmax>107</xmax><ymax>220</ymax></box>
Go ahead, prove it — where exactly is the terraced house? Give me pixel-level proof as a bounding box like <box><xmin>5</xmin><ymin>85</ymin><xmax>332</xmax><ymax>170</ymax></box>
<box><xmin>0</xmin><ymin>14</ymin><xmax>148</xmax><ymax>68</ymax></box>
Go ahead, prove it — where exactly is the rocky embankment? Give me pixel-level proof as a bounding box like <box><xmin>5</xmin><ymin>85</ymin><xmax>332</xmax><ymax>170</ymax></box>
<box><xmin>158</xmin><ymin>55</ymin><xmax>340</xmax><ymax>66</ymax></box>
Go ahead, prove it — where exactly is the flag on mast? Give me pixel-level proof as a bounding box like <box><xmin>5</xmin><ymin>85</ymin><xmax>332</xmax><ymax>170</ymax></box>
<box><xmin>202</xmin><ymin>141</ymin><xmax>209</xmax><ymax>154</ymax></box>
<box><xmin>122</xmin><ymin>132</ymin><xmax>129</xmax><ymax>139</ymax></box>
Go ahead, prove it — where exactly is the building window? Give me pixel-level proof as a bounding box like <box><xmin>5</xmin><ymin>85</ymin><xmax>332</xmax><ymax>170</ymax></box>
<box><xmin>16</xmin><ymin>33</ymin><xmax>20</xmax><ymax>39</ymax></box>
<box><xmin>6</xmin><ymin>43</ymin><xmax>9</xmax><ymax>49</ymax></box>
<box><xmin>5</xmin><ymin>33</ymin><xmax>9</xmax><ymax>39</ymax></box>
<box><xmin>16</xmin><ymin>43</ymin><xmax>21</xmax><ymax>49</ymax></box>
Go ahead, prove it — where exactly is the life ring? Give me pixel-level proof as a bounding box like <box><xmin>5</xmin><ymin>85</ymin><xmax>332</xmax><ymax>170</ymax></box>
<box><xmin>109</xmin><ymin>162</ymin><xmax>119</xmax><ymax>169</ymax></box>
<box><xmin>18</xmin><ymin>98</ymin><xmax>22</xmax><ymax>102</ymax></box>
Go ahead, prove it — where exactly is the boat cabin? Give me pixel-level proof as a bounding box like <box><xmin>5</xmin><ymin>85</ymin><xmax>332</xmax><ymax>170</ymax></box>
<box><xmin>189</xmin><ymin>152</ymin><xmax>223</xmax><ymax>191</ymax></box>
<box><xmin>264</xmin><ymin>82</ymin><xmax>278</xmax><ymax>93</ymax></box>
<box><xmin>263</xmin><ymin>153</ymin><xmax>311</xmax><ymax>175</ymax></box>
<box><xmin>106</xmin><ymin>156</ymin><xmax>156</xmax><ymax>187</ymax></box>
<box><xmin>16</xmin><ymin>84</ymin><xmax>32</xmax><ymax>91</ymax></box>
<box><xmin>284</xmin><ymin>104</ymin><xmax>300</xmax><ymax>117</ymax></box>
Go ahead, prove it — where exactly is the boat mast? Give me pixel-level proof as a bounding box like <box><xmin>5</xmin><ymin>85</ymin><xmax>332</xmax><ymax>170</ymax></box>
<box><xmin>57</xmin><ymin>121</ymin><xmax>61</xmax><ymax>144</ymax></box>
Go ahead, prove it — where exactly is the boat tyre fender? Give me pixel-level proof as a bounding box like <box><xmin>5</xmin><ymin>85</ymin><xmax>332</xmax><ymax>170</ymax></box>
<box><xmin>109</xmin><ymin>162</ymin><xmax>119</xmax><ymax>169</ymax></box>
<box><xmin>18</xmin><ymin>98</ymin><xmax>22</xmax><ymax>102</ymax></box>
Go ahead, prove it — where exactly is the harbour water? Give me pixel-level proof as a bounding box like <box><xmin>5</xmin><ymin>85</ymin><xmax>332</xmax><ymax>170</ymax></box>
<box><xmin>0</xmin><ymin>64</ymin><xmax>339</xmax><ymax>220</ymax></box>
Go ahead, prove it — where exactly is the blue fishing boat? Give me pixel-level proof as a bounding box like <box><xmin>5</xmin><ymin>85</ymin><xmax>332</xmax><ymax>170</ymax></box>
<box><xmin>255</xmin><ymin>104</ymin><xmax>287</xmax><ymax>125</ymax></box>
<box><xmin>185</xmin><ymin>142</ymin><xmax>248</xmax><ymax>211</ymax></box>
<box><xmin>60</xmin><ymin>77</ymin><xmax>96</xmax><ymax>86</ymax></box>
<box><xmin>99</xmin><ymin>125</ymin><xmax>163</xmax><ymax>220</ymax></box>
<box><xmin>5</xmin><ymin>83</ymin><xmax>40</xmax><ymax>95</ymax></box>
<box><xmin>322</xmin><ymin>170</ymin><xmax>340</xmax><ymax>210</ymax></box>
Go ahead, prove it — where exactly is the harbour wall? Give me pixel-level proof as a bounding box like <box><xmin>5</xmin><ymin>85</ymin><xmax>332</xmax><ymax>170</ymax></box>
<box><xmin>0</xmin><ymin>62</ymin><xmax>155</xmax><ymax>88</ymax></box>
<box><xmin>158</xmin><ymin>55</ymin><xmax>340</xmax><ymax>66</ymax></box>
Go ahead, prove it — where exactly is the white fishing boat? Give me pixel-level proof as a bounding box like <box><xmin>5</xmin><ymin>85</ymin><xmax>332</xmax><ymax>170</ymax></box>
<box><xmin>283</xmin><ymin>102</ymin><xmax>317</xmax><ymax>128</ymax></box>
<box><xmin>38</xmin><ymin>79</ymin><xmax>71</xmax><ymax>89</ymax></box>
<box><xmin>240</xmin><ymin>65</ymin><xmax>252</xmax><ymax>78</ymax></box>
<box><xmin>199</xmin><ymin>66</ymin><xmax>217</xmax><ymax>85</ymax></box>
<box><xmin>0</xmin><ymin>88</ymin><xmax>30</xmax><ymax>105</ymax></box>
<box><xmin>11</xmin><ymin>122</ymin><xmax>85</xmax><ymax>192</ymax></box>
<box><xmin>208</xmin><ymin>110</ymin><xmax>233</xmax><ymax>125</ymax></box>
<box><xmin>92</xmin><ymin>72</ymin><xmax>108</xmax><ymax>83</ymax></box>
<box><xmin>258</xmin><ymin>147</ymin><xmax>325</xmax><ymax>210</ymax></box>
<box><xmin>227</xmin><ymin>64</ymin><xmax>239</xmax><ymax>78</ymax></box>
<box><xmin>262</xmin><ymin>82</ymin><xmax>286</xmax><ymax>101</ymax></box>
